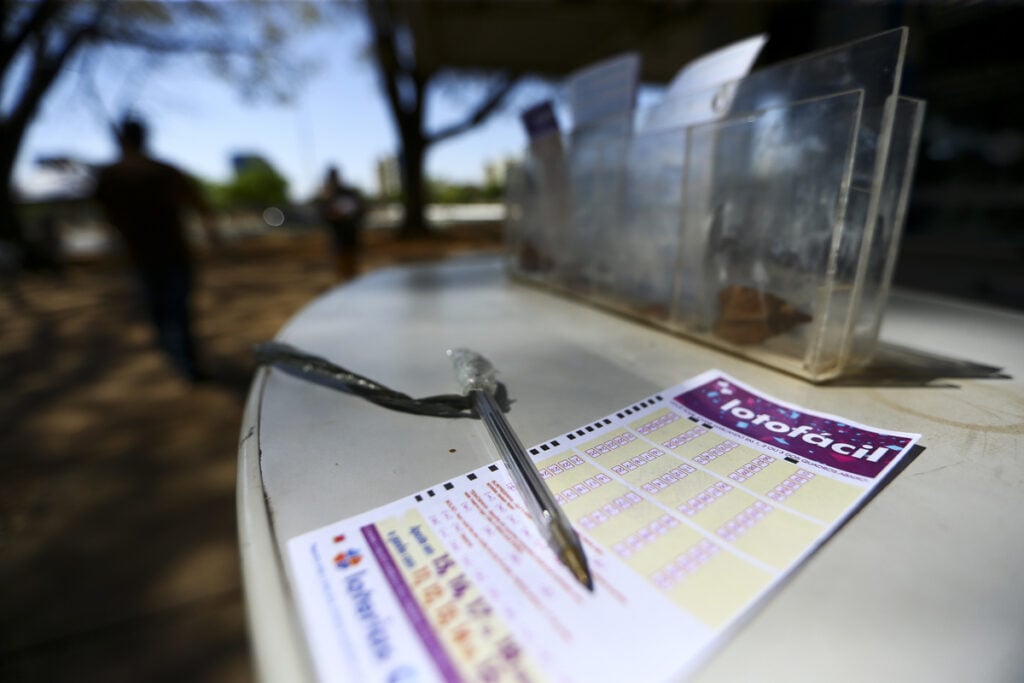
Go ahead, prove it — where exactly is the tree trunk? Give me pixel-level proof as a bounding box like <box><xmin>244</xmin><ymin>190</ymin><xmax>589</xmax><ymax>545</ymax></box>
<box><xmin>0</xmin><ymin>189</ymin><xmax>23</xmax><ymax>248</ymax></box>
<box><xmin>0</xmin><ymin>143</ymin><xmax>25</xmax><ymax>248</ymax></box>
<box><xmin>398</xmin><ymin>124</ymin><xmax>429</xmax><ymax>240</ymax></box>
<box><xmin>365</xmin><ymin>2</ymin><xmax>517</xmax><ymax>240</ymax></box>
<box><xmin>1</xmin><ymin>4</ymin><xmax>94</xmax><ymax>252</ymax></box>
<box><xmin>365</xmin><ymin>1</ymin><xmax>433</xmax><ymax>240</ymax></box>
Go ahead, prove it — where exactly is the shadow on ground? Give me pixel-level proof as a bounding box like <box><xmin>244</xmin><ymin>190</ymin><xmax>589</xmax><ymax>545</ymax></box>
<box><xmin>0</xmin><ymin>226</ymin><xmax>501</xmax><ymax>682</ymax></box>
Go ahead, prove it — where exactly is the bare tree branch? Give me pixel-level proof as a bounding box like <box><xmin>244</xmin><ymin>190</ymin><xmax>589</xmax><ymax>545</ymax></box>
<box><xmin>0</xmin><ymin>0</ymin><xmax>62</xmax><ymax>74</ymax></box>
<box><xmin>94</xmin><ymin>26</ymin><xmax>262</xmax><ymax>58</ymax></box>
<box><xmin>428</xmin><ymin>74</ymin><xmax>520</xmax><ymax>146</ymax></box>
<box><xmin>6</xmin><ymin>20</ymin><xmax>106</xmax><ymax>146</ymax></box>
<box><xmin>367</xmin><ymin>1</ymin><xmax>408</xmax><ymax>122</ymax></box>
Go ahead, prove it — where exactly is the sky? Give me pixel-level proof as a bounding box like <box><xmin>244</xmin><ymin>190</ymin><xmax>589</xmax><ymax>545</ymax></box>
<box><xmin>14</xmin><ymin>16</ymin><xmax>557</xmax><ymax>202</ymax></box>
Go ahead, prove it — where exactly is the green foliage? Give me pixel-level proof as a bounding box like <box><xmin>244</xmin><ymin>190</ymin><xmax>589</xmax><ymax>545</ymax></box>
<box><xmin>376</xmin><ymin>187</ymin><xmax>404</xmax><ymax>204</ymax></box>
<box><xmin>481</xmin><ymin>177</ymin><xmax>505</xmax><ymax>202</ymax></box>
<box><xmin>199</xmin><ymin>179</ymin><xmax>232</xmax><ymax>211</ymax></box>
<box><xmin>228</xmin><ymin>158</ymin><xmax>289</xmax><ymax>207</ymax></box>
<box><xmin>202</xmin><ymin>157</ymin><xmax>289</xmax><ymax>210</ymax></box>
<box><xmin>427</xmin><ymin>177</ymin><xmax>505</xmax><ymax>204</ymax></box>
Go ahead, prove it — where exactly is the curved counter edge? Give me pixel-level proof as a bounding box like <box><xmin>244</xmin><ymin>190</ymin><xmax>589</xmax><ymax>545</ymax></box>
<box><xmin>237</xmin><ymin>366</ymin><xmax>317</xmax><ymax>683</ymax></box>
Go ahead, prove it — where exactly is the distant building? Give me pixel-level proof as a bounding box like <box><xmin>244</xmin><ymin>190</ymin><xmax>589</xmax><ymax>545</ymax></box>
<box><xmin>484</xmin><ymin>156</ymin><xmax>520</xmax><ymax>187</ymax></box>
<box><xmin>376</xmin><ymin>155</ymin><xmax>402</xmax><ymax>197</ymax></box>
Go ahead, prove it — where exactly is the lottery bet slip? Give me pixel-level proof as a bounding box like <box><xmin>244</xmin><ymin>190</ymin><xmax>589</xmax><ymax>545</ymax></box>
<box><xmin>287</xmin><ymin>370</ymin><xmax>920</xmax><ymax>683</ymax></box>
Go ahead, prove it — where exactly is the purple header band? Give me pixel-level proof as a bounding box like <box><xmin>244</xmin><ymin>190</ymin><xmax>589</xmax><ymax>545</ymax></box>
<box><xmin>361</xmin><ymin>524</ymin><xmax>463</xmax><ymax>683</ymax></box>
<box><xmin>675</xmin><ymin>376</ymin><xmax>912</xmax><ymax>479</ymax></box>
<box><xmin>521</xmin><ymin>101</ymin><xmax>560</xmax><ymax>139</ymax></box>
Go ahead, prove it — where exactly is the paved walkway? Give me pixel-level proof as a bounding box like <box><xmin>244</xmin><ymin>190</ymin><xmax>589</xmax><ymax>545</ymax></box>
<box><xmin>0</xmin><ymin>226</ymin><xmax>502</xmax><ymax>682</ymax></box>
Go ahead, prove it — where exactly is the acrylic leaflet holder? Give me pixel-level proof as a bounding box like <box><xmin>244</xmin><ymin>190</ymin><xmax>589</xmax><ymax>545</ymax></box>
<box><xmin>505</xmin><ymin>28</ymin><xmax>926</xmax><ymax>382</ymax></box>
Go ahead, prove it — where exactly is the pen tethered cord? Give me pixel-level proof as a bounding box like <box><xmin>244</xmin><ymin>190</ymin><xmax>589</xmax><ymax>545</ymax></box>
<box><xmin>254</xmin><ymin>341</ymin><xmax>512</xmax><ymax>418</ymax></box>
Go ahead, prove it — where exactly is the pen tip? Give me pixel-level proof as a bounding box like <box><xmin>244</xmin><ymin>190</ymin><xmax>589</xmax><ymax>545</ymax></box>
<box><xmin>560</xmin><ymin>547</ymin><xmax>595</xmax><ymax>592</ymax></box>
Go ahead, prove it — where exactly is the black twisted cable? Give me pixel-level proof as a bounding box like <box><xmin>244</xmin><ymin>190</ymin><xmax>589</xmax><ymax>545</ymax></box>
<box><xmin>253</xmin><ymin>341</ymin><xmax>510</xmax><ymax>419</ymax></box>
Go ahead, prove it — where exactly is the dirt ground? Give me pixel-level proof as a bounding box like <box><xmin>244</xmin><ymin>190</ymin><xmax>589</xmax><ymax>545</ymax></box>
<box><xmin>0</xmin><ymin>225</ymin><xmax>503</xmax><ymax>682</ymax></box>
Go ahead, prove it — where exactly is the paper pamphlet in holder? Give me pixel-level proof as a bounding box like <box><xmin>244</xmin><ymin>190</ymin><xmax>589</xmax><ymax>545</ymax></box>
<box><xmin>506</xmin><ymin>28</ymin><xmax>926</xmax><ymax>383</ymax></box>
<box><xmin>642</xmin><ymin>33</ymin><xmax>767</xmax><ymax>133</ymax></box>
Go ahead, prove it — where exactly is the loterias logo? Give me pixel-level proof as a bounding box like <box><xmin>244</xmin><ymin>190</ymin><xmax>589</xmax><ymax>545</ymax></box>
<box><xmin>346</xmin><ymin>568</ymin><xmax>393</xmax><ymax>661</ymax></box>
<box><xmin>334</xmin><ymin>549</ymin><xmax>362</xmax><ymax>569</ymax></box>
<box><xmin>332</xmin><ymin>533</ymin><xmax>363</xmax><ymax>570</ymax></box>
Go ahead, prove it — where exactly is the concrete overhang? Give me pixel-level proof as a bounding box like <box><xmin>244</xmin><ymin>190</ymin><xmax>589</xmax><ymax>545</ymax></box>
<box><xmin>392</xmin><ymin>1</ymin><xmax>787</xmax><ymax>82</ymax></box>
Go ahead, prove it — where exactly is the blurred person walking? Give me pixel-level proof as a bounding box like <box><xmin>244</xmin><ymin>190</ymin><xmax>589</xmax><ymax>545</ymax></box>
<box><xmin>93</xmin><ymin>116</ymin><xmax>221</xmax><ymax>382</ymax></box>
<box><xmin>316</xmin><ymin>165</ymin><xmax>366</xmax><ymax>281</ymax></box>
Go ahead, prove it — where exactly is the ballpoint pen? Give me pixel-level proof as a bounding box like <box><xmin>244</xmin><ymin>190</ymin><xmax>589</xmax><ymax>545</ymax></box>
<box><xmin>448</xmin><ymin>348</ymin><xmax>594</xmax><ymax>592</ymax></box>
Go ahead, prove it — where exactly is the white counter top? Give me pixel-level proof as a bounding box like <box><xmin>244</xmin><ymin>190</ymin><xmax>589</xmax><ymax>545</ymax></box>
<box><xmin>238</xmin><ymin>255</ymin><xmax>1024</xmax><ymax>683</ymax></box>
